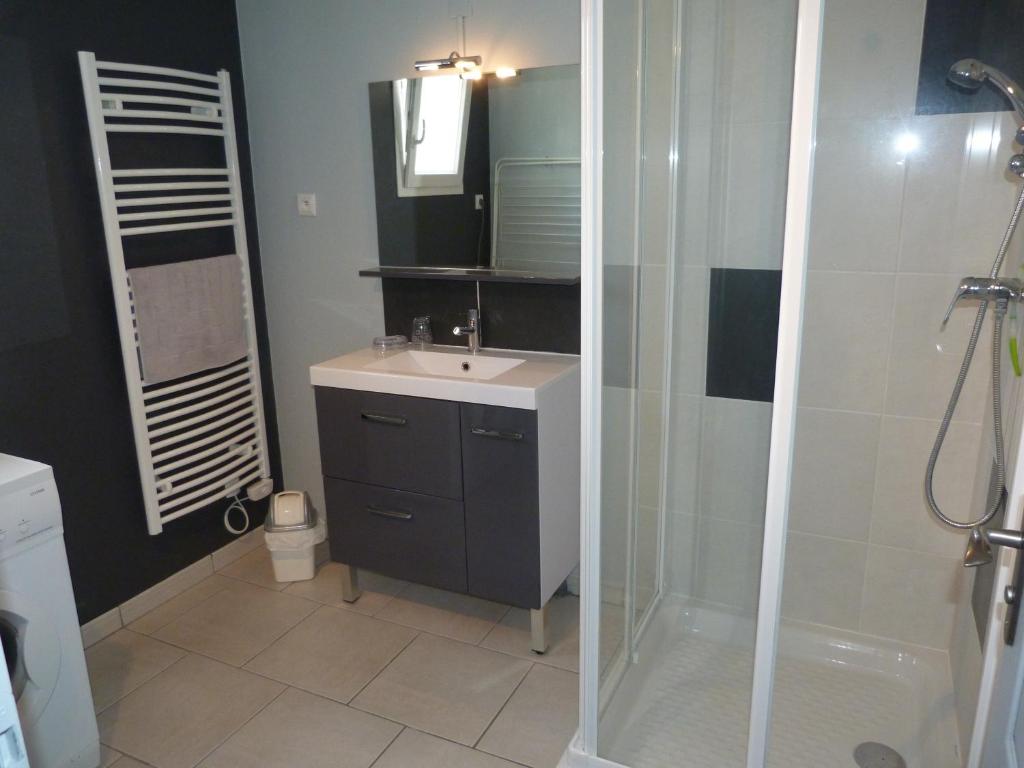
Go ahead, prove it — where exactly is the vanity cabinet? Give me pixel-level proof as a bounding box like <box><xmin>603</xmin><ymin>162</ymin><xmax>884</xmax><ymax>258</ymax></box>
<box><xmin>314</xmin><ymin>386</ymin><xmax>575</xmax><ymax>612</ymax></box>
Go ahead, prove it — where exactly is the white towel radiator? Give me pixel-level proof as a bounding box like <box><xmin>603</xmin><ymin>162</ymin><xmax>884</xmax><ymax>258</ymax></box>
<box><xmin>78</xmin><ymin>52</ymin><xmax>270</xmax><ymax>535</ymax></box>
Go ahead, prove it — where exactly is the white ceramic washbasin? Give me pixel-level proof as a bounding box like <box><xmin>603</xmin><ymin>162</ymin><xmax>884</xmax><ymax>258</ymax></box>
<box><xmin>310</xmin><ymin>345</ymin><xmax>580</xmax><ymax>409</ymax></box>
<box><xmin>365</xmin><ymin>349</ymin><xmax>526</xmax><ymax>380</ymax></box>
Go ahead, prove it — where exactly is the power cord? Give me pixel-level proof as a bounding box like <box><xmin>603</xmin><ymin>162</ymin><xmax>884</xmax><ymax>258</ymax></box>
<box><xmin>224</xmin><ymin>493</ymin><xmax>250</xmax><ymax>535</ymax></box>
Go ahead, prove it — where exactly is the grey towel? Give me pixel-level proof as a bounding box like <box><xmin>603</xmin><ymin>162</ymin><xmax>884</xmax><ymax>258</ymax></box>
<box><xmin>128</xmin><ymin>255</ymin><xmax>247</xmax><ymax>385</ymax></box>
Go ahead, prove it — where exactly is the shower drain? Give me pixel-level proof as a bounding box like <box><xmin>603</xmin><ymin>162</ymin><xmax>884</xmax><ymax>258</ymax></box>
<box><xmin>853</xmin><ymin>742</ymin><xmax>907</xmax><ymax>768</ymax></box>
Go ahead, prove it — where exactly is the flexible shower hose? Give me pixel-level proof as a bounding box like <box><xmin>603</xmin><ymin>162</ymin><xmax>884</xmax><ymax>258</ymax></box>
<box><xmin>926</xmin><ymin>182</ymin><xmax>1024</xmax><ymax>530</ymax></box>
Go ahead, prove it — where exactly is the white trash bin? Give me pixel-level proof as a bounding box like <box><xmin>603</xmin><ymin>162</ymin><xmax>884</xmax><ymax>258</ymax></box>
<box><xmin>264</xmin><ymin>491</ymin><xmax>326</xmax><ymax>582</ymax></box>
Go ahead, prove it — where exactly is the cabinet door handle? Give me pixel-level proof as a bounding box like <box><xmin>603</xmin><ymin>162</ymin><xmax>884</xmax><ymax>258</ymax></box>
<box><xmin>361</xmin><ymin>412</ymin><xmax>407</xmax><ymax>427</ymax></box>
<box><xmin>470</xmin><ymin>426</ymin><xmax>524</xmax><ymax>441</ymax></box>
<box><xmin>367</xmin><ymin>505</ymin><xmax>413</xmax><ymax>521</ymax></box>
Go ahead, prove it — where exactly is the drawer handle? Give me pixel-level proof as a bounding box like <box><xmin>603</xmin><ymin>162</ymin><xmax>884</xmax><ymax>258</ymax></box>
<box><xmin>367</xmin><ymin>505</ymin><xmax>413</xmax><ymax>521</ymax></box>
<box><xmin>470</xmin><ymin>426</ymin><xmax>524</xmax><ymax>441</ymax></box>
<box><xmin>361</xmin><ymin>412</ymin><xmax>407</xmax><ymax>427</ymax></box>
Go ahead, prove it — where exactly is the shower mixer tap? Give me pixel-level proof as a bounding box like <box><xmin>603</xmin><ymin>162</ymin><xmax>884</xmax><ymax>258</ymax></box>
<box><xmin>943</xmin><ymin>276</ymin><xmax>1024</xmax><ymax>325</ymax></box>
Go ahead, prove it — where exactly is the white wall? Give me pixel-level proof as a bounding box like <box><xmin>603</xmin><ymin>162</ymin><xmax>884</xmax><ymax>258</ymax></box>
<box><xmin>235</xmin><ymin>0</ymin><xmax>579</xmax><ymax>510</ymax></box>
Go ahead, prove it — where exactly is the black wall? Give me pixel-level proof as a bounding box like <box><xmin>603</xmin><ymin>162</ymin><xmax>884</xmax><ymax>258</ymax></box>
<box><xmin>382</xmin><ymin>278</ymin><xmax>581</xmax><ymax>355</ymax></box>
<box><xmin>369</xmin><ymin>79</ymin><xmax>491</xmax><ymax>268</ymax></box>
<box><xmin>0</xmin><ymin>0</ymin><xmax>280</xmax><ymax>623</ymax></box>
<box><xmin>917</xmin><ymin>0</ymin><xmax>1024</xmax><ymax>115</ymax></box>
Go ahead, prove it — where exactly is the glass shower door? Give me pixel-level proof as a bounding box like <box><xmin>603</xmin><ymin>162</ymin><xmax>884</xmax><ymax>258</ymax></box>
<box><xmin>589</xmin><ymin>0</ymin><xmax>800</xmax><ymax>764</ymax></box>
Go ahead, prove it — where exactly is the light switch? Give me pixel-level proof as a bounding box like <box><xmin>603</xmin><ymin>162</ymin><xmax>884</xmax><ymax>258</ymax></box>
<box><xmin>296</xmin><ymin>193</ymin><xmax>317</xmax><ymax>217</ymax></box>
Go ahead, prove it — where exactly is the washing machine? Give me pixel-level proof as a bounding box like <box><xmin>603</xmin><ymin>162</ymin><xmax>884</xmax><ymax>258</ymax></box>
<box><xmin>0</xmin><ymin>455</ymin><xmax>100</xmax><ymax>767</ymax></box>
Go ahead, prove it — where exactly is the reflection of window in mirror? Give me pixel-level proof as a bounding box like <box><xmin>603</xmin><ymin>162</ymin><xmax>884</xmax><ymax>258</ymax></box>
<box><xmin>392</xmin><ymin>75</ymin><xmax>471</xmax><ymax>197</ymax></box>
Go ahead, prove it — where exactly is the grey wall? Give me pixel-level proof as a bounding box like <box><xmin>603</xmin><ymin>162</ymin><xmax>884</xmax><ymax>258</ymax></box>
<box><xmin>235</xmin><ymin>0</ymin><xmax>580</xmax><ymax>511</ymax></box>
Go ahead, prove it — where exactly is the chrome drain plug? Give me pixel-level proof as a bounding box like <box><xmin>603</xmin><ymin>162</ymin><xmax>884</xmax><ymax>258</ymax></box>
<box><xmin>853</xmin><ymin>742</ymin><xmax>907</xmax><ymax>768</ymax></box>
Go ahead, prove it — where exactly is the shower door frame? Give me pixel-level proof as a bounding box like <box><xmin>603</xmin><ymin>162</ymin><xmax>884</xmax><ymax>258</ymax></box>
<box><xmin>571</xmin><ymin>0</ymin><xmax>825</xmax><ymax>765</ymax></box>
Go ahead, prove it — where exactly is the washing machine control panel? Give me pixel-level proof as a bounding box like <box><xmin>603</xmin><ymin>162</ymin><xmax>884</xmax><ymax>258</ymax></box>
<box><xmin>0</xmin><ymin>472</ymin><xmax>62</xmax><ymax>557</ymax></box>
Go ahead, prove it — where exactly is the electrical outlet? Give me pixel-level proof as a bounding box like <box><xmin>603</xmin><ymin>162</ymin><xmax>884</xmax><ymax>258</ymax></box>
<box><xmin>296</xmin><ymin>193</ymin><xmax>317</xmax><ymax>217</ymax></box>
<box><xmin>474</xmin><ymin>194</ymin><xmax>484</xmax><ymax>210</ymax></box>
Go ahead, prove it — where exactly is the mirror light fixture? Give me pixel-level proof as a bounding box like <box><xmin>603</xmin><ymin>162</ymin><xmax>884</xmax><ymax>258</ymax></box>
<box><xmin>414</xmin><ymin>51</ymin><xmax>482</xmax><ymax>73</ymax></box>
<box><xmin>495</xmin><ymin>67</ymin><xmax>518</xmax><ymax>79</ymax></box>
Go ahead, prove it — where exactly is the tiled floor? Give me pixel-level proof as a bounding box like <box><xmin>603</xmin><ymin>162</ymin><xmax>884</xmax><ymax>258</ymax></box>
<box><xmin>87</xmin><ymin>548</ymin><xmax>580</xmax><ymax>768</ymax></box>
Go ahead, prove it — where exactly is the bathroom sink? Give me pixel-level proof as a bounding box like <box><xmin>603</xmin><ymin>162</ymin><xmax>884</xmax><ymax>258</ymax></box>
<box><xmin>310</xmin><ymin>345</ymin><xmax>579</xmax><ymax>409</ymax></box>
<box><xmin>365</xmin><ymin>349</ymin><xmax>525</xmax><ymax>380</ymax></box>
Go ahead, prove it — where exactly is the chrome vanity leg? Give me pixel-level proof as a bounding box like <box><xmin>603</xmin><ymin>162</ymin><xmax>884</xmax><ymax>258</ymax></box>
<box><xmin>340</xmin><ymin>564</ymin><xmax>362</xmax><ymax>603</ymax></box>
<box><xmin>530</xmin><ymin>604</ymin><xmax>550</xmax><ymax>654</ymax></box>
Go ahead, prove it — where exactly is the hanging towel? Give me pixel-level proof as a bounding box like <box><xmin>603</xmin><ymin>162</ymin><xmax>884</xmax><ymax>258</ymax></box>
<box><xmin>128</xmin><ymin>254</ymin><xmax>247</xmax><ymax>385</ymax></box>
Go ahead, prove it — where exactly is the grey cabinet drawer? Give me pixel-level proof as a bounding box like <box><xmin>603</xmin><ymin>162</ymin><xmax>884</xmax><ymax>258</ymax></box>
<box><xmin>325</xmin><ymin>478</ymin><xmax>468</xmax><ymax>593</ymax></box>
<box><xmin>315</xmin><ymin>387</ymin><xmax>463</xmax><ymax>499</ymax></box>
<box><xmin>461</xmin><ymin>403</ymin><xmax>541</xmax><ymax>608</ymax></box>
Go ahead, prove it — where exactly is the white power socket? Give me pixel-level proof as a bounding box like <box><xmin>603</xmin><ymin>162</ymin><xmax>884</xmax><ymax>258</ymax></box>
<box><xmin>474</xmin><ymin>193</ymin><xmax>485</xmax><ymax>210</ymax></box>
<box><xmin>246</xmin><ymin>478</ymin><xmax>274</xmax><ymax>502</ymax></box>
<box><xmin>296</xmin><ymin>193</ymin><xmax>317</xmax><ymax>217</ymax></box>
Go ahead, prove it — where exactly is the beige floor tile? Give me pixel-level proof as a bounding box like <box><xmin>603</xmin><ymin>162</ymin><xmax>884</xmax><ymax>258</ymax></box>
<box><xmin>352</xmin><ymin>633</ymin><xmax>531</xmax><ymax>746</ymax></box>
<box><xmin>198</xmin><ymin>687</ymin><xmax>400</xmax><ymax>768</ymax></box>
<box><xmin>111</xmin><ymin>758</ymin><xmax>153</xmax><ymax>768</ymax></box>
<box><xmin>219</xmin><ymin>547</ymin><xmax>287</xmax><ymax>591</ymax></box>
<box><xmin>99</xmin><ymin>743</ymin><xmax>122</xmax><ymax>767</ymax></box>
<box><xmin>127</xmin><ymin>576</ymin><xmax>235</xmax><ymax>635</ymax></box>
<box><xmin>87</xmin><ymin>630</ymin><xmax>186</xmax><ymax>712</ymax></box>
<box><xmin>480</xmin><ymin>595</ymin><xmax>579</xmax><ymax>671</ymax></box>
<box><xmin>244</xmin><ymin>605</ymin><xmax>416</xmax><ymax>703</ymax></box>
<box><xmin>375</xmin><ymin>583</ymin><xmax>509</xmax><ymax>644</ymax></box>
<box><xmin>153</xmin><ymin>580</ymin><xmax>316</xmax><ymax>665</ymax></box>
<box><xmin>477</xmin><ymin>664</ymin><xmax>578</xmax><ymax>768</ymax></box>
<box><xmin>373</xmin><ymin>729</ymin><xmax>521</xmax><ymax>768</ymax></box>
<box><xmin>284</xmin><ymin>563</ymin><xmax>405</xmax><ymax>616</ymax></box>
<box><xmin>97</xmin><ymin>654</ymin><xmax>283</xmax><ymax>768</ymax></box>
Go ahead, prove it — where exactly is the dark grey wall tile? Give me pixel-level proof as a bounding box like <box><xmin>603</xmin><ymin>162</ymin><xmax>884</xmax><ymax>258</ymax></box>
<box><xmin>478</xmin><ymin>281</ymin><xmax>580</xmax><ymax>354</ymax></box>
<box><xmin>706</xmin><ymin>268</ymin><xmax>781</xmax><ymax>402</ymax></box>
<box><xmin>382</xmin><ymin>278</ymin><xmax>478</xmax><ymax>346</ymax></box>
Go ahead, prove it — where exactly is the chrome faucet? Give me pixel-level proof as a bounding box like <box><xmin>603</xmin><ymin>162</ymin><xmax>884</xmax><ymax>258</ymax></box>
<box><xmin>453</xmin><ymin>308</ymin><xmax>480</xmax><ymax>353</ymax></box>
<box><xmin>943</xmin><ymin>276</ymin><xmax>1024</xmax><ymax>324</ymax></box>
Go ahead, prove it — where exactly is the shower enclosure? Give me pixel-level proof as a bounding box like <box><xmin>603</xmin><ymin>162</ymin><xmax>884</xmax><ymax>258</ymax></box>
<box><xmin>571</xmin><ymin>1</ymin><xmax>1024</xmax><ymax>766</ymax></box>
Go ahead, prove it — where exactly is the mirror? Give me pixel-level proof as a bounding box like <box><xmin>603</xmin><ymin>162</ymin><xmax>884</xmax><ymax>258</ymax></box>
<box><xmin>368</xmin><ymin>64</ymin><xmax>580</xmax><ymax>280</ymax></box>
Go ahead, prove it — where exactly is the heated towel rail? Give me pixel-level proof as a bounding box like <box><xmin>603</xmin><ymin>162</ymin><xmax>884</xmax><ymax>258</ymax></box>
<box><xmin>79</xmin><ymin>52</ymin><xmax>270</xmax><ymax>535</ymax></box>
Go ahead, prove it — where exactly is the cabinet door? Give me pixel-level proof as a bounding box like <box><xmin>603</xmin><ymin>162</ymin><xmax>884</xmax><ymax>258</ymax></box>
<box><xmin>461</xmin><ymin>403</ymin><xmax>540</xmax><ymax>608</ymax></box>
<box><xmin>325</xmin><ymin>478</ymin><xmax>468</xmax><ymax>592</ymax></box>
<box><xmin>315</xmin><ymin>387</ymin><xmax>463</xmax><ymax>499</ymax></box>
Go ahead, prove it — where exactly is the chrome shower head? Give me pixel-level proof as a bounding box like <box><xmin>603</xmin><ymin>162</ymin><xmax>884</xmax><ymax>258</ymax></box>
<box><xmin>963</xmin><ymin>527</ymin><xmax>993</xmax><ymax>568</ymax></box>
<box><xmin>948</xmin><ymin>58</ymin><xmax>1024</xmax><ymax>123</ymax></box>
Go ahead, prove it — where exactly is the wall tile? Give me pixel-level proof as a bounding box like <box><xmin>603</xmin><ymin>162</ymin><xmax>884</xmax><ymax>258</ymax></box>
<box><xmin>719</xmin><ymin>119</ymin><xmax>790</xmax><ymax>270</ymax></box>
<box><xmin>601</xmin><ymin>386</ymin><xmax>635</xmax><ymax>592</ymax></box>
<box><xmin>870</xmin><ymin>415</ymin><xmax>981</xmax><ymax>558</ymax></box>
<box><xmin>637</xmin><ymin>389</ymin><xmax>665</xmax><ymax>510</ymax></box>
<box><xmin>670</xmin><ymin>266</ymin><xmax>709</xmax><ymax>396</ymax></box>
<box><xmin>666</xmin><ymin>393</ymin><xmax>702</xmax><ymax>517</ymax></box>
<box><xmin>781</xmin><ymin>532</ymin><xmax>868</xmax><ymax>631</ymax></box>
<box><xmin>638</xmin><ymin>264</ymin><xmax>669</xmax><ymax>390</ymax></box>
<box><xmin>808</xmin><ymin>118</ymin><xmax>906</xmax><ymax>273</ymax></box>
<box><xmin>718</xmin><ymin>0</ymin><xmax>798</xmax><ymax>126</ymax></box>
<box><xmin>817</xmin><ymin>0</ymin><xmax>927</xmax><ymax>121</ymax></box>
<box><xmin>635</xmin><ymin>505</ymin><xmax>659</xmax><ymax>617</ymax></box>
<box><xmin>797</xmin><ymin>271</ymin><xmax>895</xmax><ymax>413</ymax></box>
<box><xmin>884</xmin><ymin>273</ymin><xmax>991</xmax><ymax>423</ymax></box>
<box><xmin>860</xmin><ymin>545</ymin><xmax>960</xmax><ymax>649</ymax></box>
<box><xmin>700</xmin><ymin>397</ymin><xmax>772</xmax><ymax>526</ymax></box>
<box><xmin>667</xmin><ymin>512</ymin><xmax>699</xmax><ymax>597</ymax></box>
<box><xmin>478</xmin><ymin>281</ymin><xmax>581</xmax><ymax>354</ymax></box>
<box><xmin>695</xmin><ymin>516</ymin><xmax>763</xmax><ymax>613</ymax></box>
<box><xmin>705</xmin><ymin>268</ymin><xmax>782</xmax><ymax>402</ymax></box>
<box><xmin>789</xmin><ymin>407</ymin><xmax>880</xmax><ymax>542</ymax></box>
<box><xmin>382</xmin><ymin>278</ymin><xmax>478</xmax><ymax>346</ymax></box>
<box><xmin>898</xmin><ymin>111</ymin><xmax>1022</xmax><ymax>276</ymax></box>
